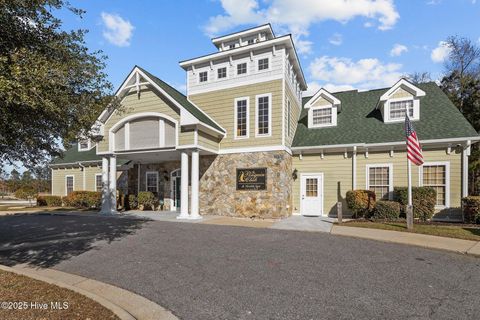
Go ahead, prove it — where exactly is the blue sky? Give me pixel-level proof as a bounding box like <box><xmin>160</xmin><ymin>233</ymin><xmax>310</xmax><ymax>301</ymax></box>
<box><xmin>55</xmin><ymin>0</ymin><xmax>480</xmax><ymax>94</ymax></box>
<box><xmin>5</xmin><ymin>0</ymin><xmax>480</xmax><ymax>174</ymax></box>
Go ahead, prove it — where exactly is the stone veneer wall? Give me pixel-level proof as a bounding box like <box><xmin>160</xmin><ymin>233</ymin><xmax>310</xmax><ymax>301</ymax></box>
<box><xmin>199</xmin><ymin>151</ymin><xmax>292</xmax><ymax>218</ymax></box>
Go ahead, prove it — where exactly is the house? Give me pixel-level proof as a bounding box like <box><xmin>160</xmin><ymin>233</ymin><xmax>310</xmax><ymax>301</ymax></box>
<box><xmin>50</xmin><ymin>24</ymin><xmax>479</xmax><ymax>219</ymax></box>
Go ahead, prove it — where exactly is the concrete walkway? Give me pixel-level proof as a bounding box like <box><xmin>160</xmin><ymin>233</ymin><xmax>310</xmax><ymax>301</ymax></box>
<box><xmin>0</xmin><ymin>264</ymin><xmax>177</xmax><ymax>320</ymax></box>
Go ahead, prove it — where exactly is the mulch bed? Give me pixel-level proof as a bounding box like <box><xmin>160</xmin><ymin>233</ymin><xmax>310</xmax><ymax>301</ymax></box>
<box><xmin>0</xmin><ymin>269</ymin><xmax>119</xmax><ymax>320</ymax></box>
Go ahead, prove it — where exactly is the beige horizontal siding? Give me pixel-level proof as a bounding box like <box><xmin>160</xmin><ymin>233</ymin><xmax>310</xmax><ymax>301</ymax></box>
<box><xmin>51</xmin><ymin>166</ymin><xmax>108</xmax><ymax>196</ymax></box>
<box><xmin>189</xmin><ymin>79</ymin><xmax>283</xmax><ymax>149</ymax></box>
<box><xmin>198</xmin><ymin>131</ymin><xmax>220</xmax><ymax>152</ymax></box>
<box><xmin>179</xmin><ymin>129</ymin><xmax>195</xmax><ymax>146</ymax></box>
<box><xmin>98</xmin><ymin>87</ymin><xmax>181</xmax><ymax>153</ymax></box>
<box><xmin>284</xmin><ymin>81</ymin><xmax>301</xmax><ymax>147</ymax></box>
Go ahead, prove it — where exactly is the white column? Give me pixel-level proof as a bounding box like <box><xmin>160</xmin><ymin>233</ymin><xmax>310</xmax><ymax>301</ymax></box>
<box><xmin>352</xmin><ymin>146</ymin><xmax>357</xmax><ymax>190</ymax></box>
<box><xmin>109</xmin><ymin>155</ymin><xmax>118</xmax><ymax>214</ymax></box>
<box><xmin>100</xmin><ymin>157</ymin><xmax>111</xmax><ymax>214</ymax></box>
<box><xmin>462</xmin><ymin>141</ymin><xmax>471</xmax><ymax>198</ymax></box>
<box><xmin>189</xmin><ymin>150</ymin><xmax>201</xmax><ymax>219</ymax></box>
<box><xmin>177</xmin><ymin>152</ymin><xmax>190</xmax><ymax>219</ymax></box>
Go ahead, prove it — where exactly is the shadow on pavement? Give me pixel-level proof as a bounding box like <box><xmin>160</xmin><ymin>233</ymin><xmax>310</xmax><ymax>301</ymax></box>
<box><xmin>0</xmin><ymin>213</ymin><xmax>146</xmax><ymax>268</ymax></box>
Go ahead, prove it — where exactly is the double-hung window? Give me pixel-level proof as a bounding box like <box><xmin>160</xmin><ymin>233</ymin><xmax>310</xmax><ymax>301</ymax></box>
<box><xmin>66</xmin><ymin>176</ymin><xmax>74</xmax><ymax>195</ymax></box>
<box><xmin>389</xmin><ymin>100</ymin><xmax>414</xmax><ymax>120</ymax></box>
<box><xmin>312</xmin><ymin>107</ymin><xmax>332</xmax><ymax>126</ymax></box>
<box><xmin>367</xmin><ymin>164</ymin><xmax>392</xmax><ymax>200</ymax></box>
<box><xmin>256</xmin><ymin>94</ymin><xmax>271</xmax><ymax>136</ymax></box>
<box><xmin>217</xmin><ymin>67</ymin><xmax>227</xmax><ymax>79</ymax></box>
<box><xmin>258</xmin><ymin>58</ymin><xmax>269</xmax><ymax>71</ymax></box>
<box><xmin>95</xmin><ymin>174</ymin><xmax>102</xmax><ymax>192</ymax></box>
<box><xmin>234</xmin><ymin>98</ymin><xmax>249</xmax><ymax>138</ymax></box>
<box><xmin>421</xmin><ymin>163</ymin><xmax>448</xmax><ymax>207</ymax></box>
<box><xmin>237</xmin><ymin>62</ymin><xmax>247</xmax><ymax>75</ymax></box>
<box><xmin>146</xmin><ymin>172</ymin><xmax>158</xmax><ymax>193</ymax></box>
<box><xmin>199</xmin><ymin>71</ymin><xmax>208</xmax><ymax>83</ymax></box>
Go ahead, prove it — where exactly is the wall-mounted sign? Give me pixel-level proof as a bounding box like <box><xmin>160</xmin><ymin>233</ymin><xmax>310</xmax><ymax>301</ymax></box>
<box><xmin>236</xmin><ymin>168</ymin><xmax>267</xmax><ymax>190</ymax></box>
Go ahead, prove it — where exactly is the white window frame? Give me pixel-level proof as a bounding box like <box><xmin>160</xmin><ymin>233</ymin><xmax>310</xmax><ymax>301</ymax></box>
<box><xmin>95</xmin><ymin>173</ymin><xmax>103</xmax><ymax>192</ymax></box>
<box><xmin>234</xmin><ymin>97</ymin><xmax>250</xmax><ymax>139</ymax></box>
<box><xmin>236</xmin><ymin>61</ymin><xmax>248</xmax><ymax>76</ymax></box>
<box><xmin>78</xmin><ymin>139</ymin><xmax>91</xmax><ymax>151</ymax></box>
<box><xmin>419</xmin><ymin>161</ymin><xmax>450</xmax><ymax>209</ymax></box>
<box><xmin>255</xmin><ymin>93</ymin><xmax>272</xmax><ymax>137</ymax></box>
<box><xmin>385</xmin><ymin>98</ymin><xmax>420</xmax><ymax>123</ymax></box>
<box><xmin>366</xmin><ymin>164</ymin><xmax>394</xmax><ymax>200</ymax></box>
<box><xmin>198</xmin><ymin>70</ymin><xmax>209</xmax><ymax>83</ymax></box>
<box><xmin>308</xmin><ymin>105</ymin><xmax>337</xmax><ymax>128</ymax></box>
<box><xmin>145</xmin><ymin>171</ymin><xmax>159</xmax><ymax>193</ymax></box>
<box><xmin>65</xmin><ymin>175</ymin><xmax>75</xmax><ymax>196</ymax></box>
<box><xmin>257</xmin><ymin>57</ymin><xmax>270</xmax><ymax>72</ymax></box>
<box><xmin>216</xmin><ymin>66</ymin><xmax>228</xmax><ymax>80</ymax></box>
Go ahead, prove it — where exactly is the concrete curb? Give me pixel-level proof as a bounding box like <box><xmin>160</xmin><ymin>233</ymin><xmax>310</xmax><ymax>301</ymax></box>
<box><xmin>0</xmin><ymin>264</ymin><xmax>178</xmax><ymax>320</ymax></box>
<box><xmin>331</xmin><ymin>225</ymin><xmax>480</xmax><ymax>257</ymax></box>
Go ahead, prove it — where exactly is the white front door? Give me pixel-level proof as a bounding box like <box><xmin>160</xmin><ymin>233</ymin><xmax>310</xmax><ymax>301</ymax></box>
<box><xmin>300</xmin><ymin>174</ymin><xmax>323</xmax><ymax>216</ymax></box>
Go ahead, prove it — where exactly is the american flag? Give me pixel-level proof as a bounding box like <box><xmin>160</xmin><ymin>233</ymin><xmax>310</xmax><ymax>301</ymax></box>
<box><xmin>405</xmin><ymin>115</ymin><xmax>424</xmax><ymax>166</ymax></box>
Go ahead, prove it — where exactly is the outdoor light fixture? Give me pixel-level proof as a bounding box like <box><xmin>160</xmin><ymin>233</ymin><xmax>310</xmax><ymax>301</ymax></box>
<box><xmin>163</xmin><ymin>171</ymin><xmax>169</xmax><ymax>181</ymax></box>
<box><xmin>292</xmin><ymin>169</ymin><xmax>298</xmax><ymax>181</ymax></box>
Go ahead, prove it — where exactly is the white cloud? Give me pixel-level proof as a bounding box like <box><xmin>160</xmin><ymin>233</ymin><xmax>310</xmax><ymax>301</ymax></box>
<box><xmin>329</xmin><ymin>33</ymin><xmax>343</xmax><ymax>46</ymax></box>
<box><xmin>101</xmin><ymin>12</ymin><xmax>134</xmax><ymax>47</ymax></box>
<box><xmin>308</xmin><ymin>56</ymin><xmax>403</xmax><ymax>90</ymax></box>
<box><xmin>390</xmin><ymin>43</ymin><xmax>408</xmax><ymax>56</ymax></box>
<box><xmin>431</xmin><ymin>41</ymin><xmax>451</xmax><ymax>63</ymax></box>
<box><xmin>205</xmin><ymin>0</ymin><xmax>399</xmax><ymax>53</ymax></box>
<box><xmin>426</xmin><ymin>0</ymin><xmax>442</xmax><ymax>5</ymax></box>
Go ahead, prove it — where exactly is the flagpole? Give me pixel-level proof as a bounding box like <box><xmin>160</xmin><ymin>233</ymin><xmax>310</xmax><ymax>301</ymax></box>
<box><xmin>407</xmin><ymin>157</ymin><xmax>413</xmax><ymax>230</ymax></box>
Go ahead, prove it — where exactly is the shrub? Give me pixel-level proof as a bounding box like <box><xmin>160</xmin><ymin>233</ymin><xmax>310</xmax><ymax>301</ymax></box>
<box><xmin>14</xmin><ymin>187</ymin><xmax>37</xmax><ymax>200</ymax></box>
<box><xmin>394</xmin><ymin>187</ymin><xmax>436</xmax><ymax>222</ymax></box>
<box><xmin>37</xmin><ymin>195</ymin><xmax>62</xmax><ymax>207</ymax></box>
<box><xmin>373</xmin><ymin>200</ymin><xmax>401</xmax><ymax>220</ymax></box>
<box><xmin>63</xmin><ymin>191</ymin><xmax>102</xmax><ymax>209</ymax></box>
<box><xmin>346</xmin><ymin>190</ymin><xmax>376</xmax><ymax>218</ymax></box>
<box><xmin>128</xmin><ymin>194</ymin><xmax>138</xmax><ymax>210</ymax></box>
<box><xmin>137</xmin><ymin>191</ymin><xmax>156</xmax><ymax>210</ymax></box>
<box><xmin>462</xmin><ymin>196</ymin><xmax>480</xmax><ymax>224</ymax></box>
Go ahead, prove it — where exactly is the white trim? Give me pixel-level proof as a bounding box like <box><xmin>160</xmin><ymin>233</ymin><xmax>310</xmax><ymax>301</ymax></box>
<box><xmin>304</xmin><ymin>88</ymin><xmax>341</xmax><ymax>109</ymax></box>
<box><xmin>198</xmin><ymin>70</ymin><xmax>209</xmax><ymax>84</ymax></box>
<box><xmin>308</xmin><ymin>105</ymin><xmax>337</xmax><ymax>128</ymax></box>
<box><xmin>352</xmin><ymin>146</ymin><xmax>357</xmax><ymax>189</ymax></box>
<box><xmin>256</xmin><ymin>56</ymin><xmax>270</xmax><ymax>72</ymax></box>
<box><xmin>65</xmin><ymin>175</ymin><xmax>75</xmax><ymax>196</ymax></box>
<box><xmin>366</xmin><ymin>163</ymin><xmax>394</xmax><ymax>200</ymax></box>
<box><xmin>219</xmin><ymin>145</ymin><xmax>292</xmax><ymax>155</ymax></box>
<box><xmin>384</xmin><ymin>97</ymin><xmax>420</xmax><ymax>123</ymax></box>
<box><xmin>170</xmin><ymin>168</ymin><xmax>181</xmax><ymax>211</ymax></box>
<box><xmin>299</xmin><ymin>172</ymin><xmax>324</xmax><ymax>216</ymax></box>
<box><xmin>176</xmin><ymin>144</ymin><xmax>219</xmax><ymax>154</ymax></box>
<box><xmin>216</xmin><ymin>65</ymin><xmax>228</xmax><ymax>80</ymax></box>
<box><xmin>211</xmin><ymin>24</ymin><xmax>273</xmax><ymax>45</ymax></box>
<box><xmin>95</xmin><ymin>173</ymin><xmax>103</xmax><ymax>192</ymax></box>
<box><xmin>419</xmin><ymin>161</ymin><xmax>450</xmax><ymax>209</ymax></box>
<box><xmin>188</xmin><ymin>74</ymin><xmax>283</xmax><ymax>95</ymax></box>
<box><xmin>234</xmin><ymin>97</ymin><xmax>250</xmax><ymax>139</ymax></box>
<box><xmin>380</xmin><ymin>78</ymin><xmax>426</xmax><ymax>101</ymax></box>
<box><xmin>235</xmin><ymin>60</ymin><xmax>249</xmax><ymax>76</ymax></box>
<box><xmin>145</xmin><ymin>171</ymin><xmax>159</xmax><ymax>193</ymax></box>
<box><xmin>78</xmin><ymin>139</ymin><xmax>92</xmax><ymax>152</ymax></box>
<box><xmin>255</xmin><ymin>93</ymin><xmax>272</xmax><ymax>137</ymax></box>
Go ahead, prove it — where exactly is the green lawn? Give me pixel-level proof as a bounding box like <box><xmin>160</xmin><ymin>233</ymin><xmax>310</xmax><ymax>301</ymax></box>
<box><xmin>340</xmin><ymin>221</ymin><xmax>480</xmax><ymax>241</ymax></box>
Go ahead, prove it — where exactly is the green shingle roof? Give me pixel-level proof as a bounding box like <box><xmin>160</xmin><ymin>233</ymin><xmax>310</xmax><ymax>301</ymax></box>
<box><xmin>137</xmin><ymin>66</ymin><xmax>225</xmax><ymax>133</ymax></box>
<box><xmin>51</xmin><ymin>144</ymin><xmax>129</xmax><ymax>166</ymax></box>
<box><xmin>292</xmin><ymin>82</ymin><xmax>478</xmax><ymax>148</ymax></box>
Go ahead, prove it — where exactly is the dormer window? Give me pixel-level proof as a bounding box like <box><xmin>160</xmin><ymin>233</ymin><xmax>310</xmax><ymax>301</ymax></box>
<box><xmin>229</xmin><ymin>43</ymin><xmax>236</xmax><ymax>49</ymax></box>
<box><xmin>379</xmin><ymin>79</ymin><xmax>426</xmax><ymax>123</ymax></box>
<box><xmin>389</xmin><ymin>100</ymin><xmax>414</xmax><ymax>120</ymax></box>
<box><xmin>78</xmin><ymin>139</ymin><xmax>91</xmax><ymax>151</ymax></box>
<box><xmin>247</xmin><ymin>39</ymin><xmax>254</xmax><ymax>45</ymax></box>
<box><xmin>258</xmin><ymin>58</ymin><xmax>269</xmax><ymax>71</ymax></box>
<box><xmin>199</xmin><ymin>71</ymin><xmax>208</xmax><ymax>83</ymax></box>
<box><xmin>217</xmin><ymin>67</ymin><xmax>227</xmax><ymax>79</ymax></box>
<box><xmin>304</xmin><ymin>88</ymin><xmax>341</xmax><ymax>128</ymax></box>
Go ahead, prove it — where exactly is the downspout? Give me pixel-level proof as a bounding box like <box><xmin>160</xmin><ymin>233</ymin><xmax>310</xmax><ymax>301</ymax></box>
<box><xmin>352</xmin><ymin>146</ymin><xmax>357</xmax><ymax>190</ymax></box>
<box><xmin>78</xmin><ymin>162</ymin><xmax>86</xmax><ymax>191</ymax></box>
<box><xmin>462</xmin><ymin>140</ymin><xmax>471</xmax><ymax>198</ymax></box>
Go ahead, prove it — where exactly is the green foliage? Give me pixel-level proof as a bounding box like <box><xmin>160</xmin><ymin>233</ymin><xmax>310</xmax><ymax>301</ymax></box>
<box><xmin>37</xmin><ymin>195</ymin><xmax>62</xmax><ymax>207</ymax></box>
<box><xmin>373</xmin><ymin>200</ymin><xmax>401</xmax><ymax>221</ymax></box>
<box><xmin>0</xmin><ymin>0</ymin><xmax>117</xmax><ymax>168</ymax></box>
<box><xmin>128</xmin><ymin>194</ymin><xmax>138</xmax><ymax>210</ymax></box>
<box><xmin>394</xmin><ymin>187</ymin><xmax>436</xmax><ymax>222</ymax></box>
<box><xmin>14</xmin><ymin>186</ymin><xmax>37</xmax><ymax>200</ymax></box>
<box><xmin>461</xmin><ymin>196</ymin><xmax>480</xmax><ymax>224</ymax></box>
<box><xmin>137</xmin><ymin>191</ymin><xmax>157</xmax><ymax>210</ymax></box>
<box><xmin>346</xmin><ymin>190</ymin><xmax>376</xmax><ymax>218</ymax></box>
<box><xmin>62</xmin><ymin>191</ymin><xmax>101</xmax><ymax>209</ymax></box>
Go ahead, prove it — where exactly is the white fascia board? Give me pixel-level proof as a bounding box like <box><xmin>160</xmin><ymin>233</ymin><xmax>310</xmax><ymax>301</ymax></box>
<box><xmin>304</xmin><ymin>88</ymin><xmax>341</xmax><ymax>109</ymax></box>
<box><xmin>380</xmin><ymin>78</ymin><xmax>426</xmax><ymax>101</ymax></box>
<box><xmin>180</xmin><ymin>35</ymin><xmax>307</xmax><ymax>90</ymax></box>
<box><xmin>211</xmin><ymin>24</ymin><xmax>274</xmax><ymax>45</ymax></box>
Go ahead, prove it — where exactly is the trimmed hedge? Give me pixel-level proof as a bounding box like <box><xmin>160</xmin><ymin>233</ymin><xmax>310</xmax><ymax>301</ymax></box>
<box><xmin>394</xmin><ymin>187</ymin><xmax>436</xmax><ymax>222</ymax></box>
<box><xmin>37</xmin><ymin>195</ymin><xmax>62</xmax><ymax>207</ymax></box>
<box><xmin>137</xmin><ymin>191</ymin><xmax>157</xmax><ymax>210</ymax></box>
<box><xmin>346</xmin><ymin>190</ymin><xmax>376</xmax><ymax>218</ymax></box>
<box><xmin>62</xmin><ymin>191</ymin><xmax>102</xmax><ymax>209</ymax></box>
<box><xmin>373</xmin><ymin>200</ymin><xmax>401</xmax><ymax>221</ymax></box>
<box><xmin>128</xmin><ymin>194</ymin><xmax>138</xmax><ymax>210</ymax></box>
<box><xmin>462</xmin><ymin>196</ymin><xmax>480</xmax><ymax>224</ymax></box>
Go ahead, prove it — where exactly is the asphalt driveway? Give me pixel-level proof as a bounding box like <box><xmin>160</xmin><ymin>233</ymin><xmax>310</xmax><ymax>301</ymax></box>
<box><xmin>0</xmin><ymin>213</ymin><xmax>479</xmax><ymax>319</ymax></box>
